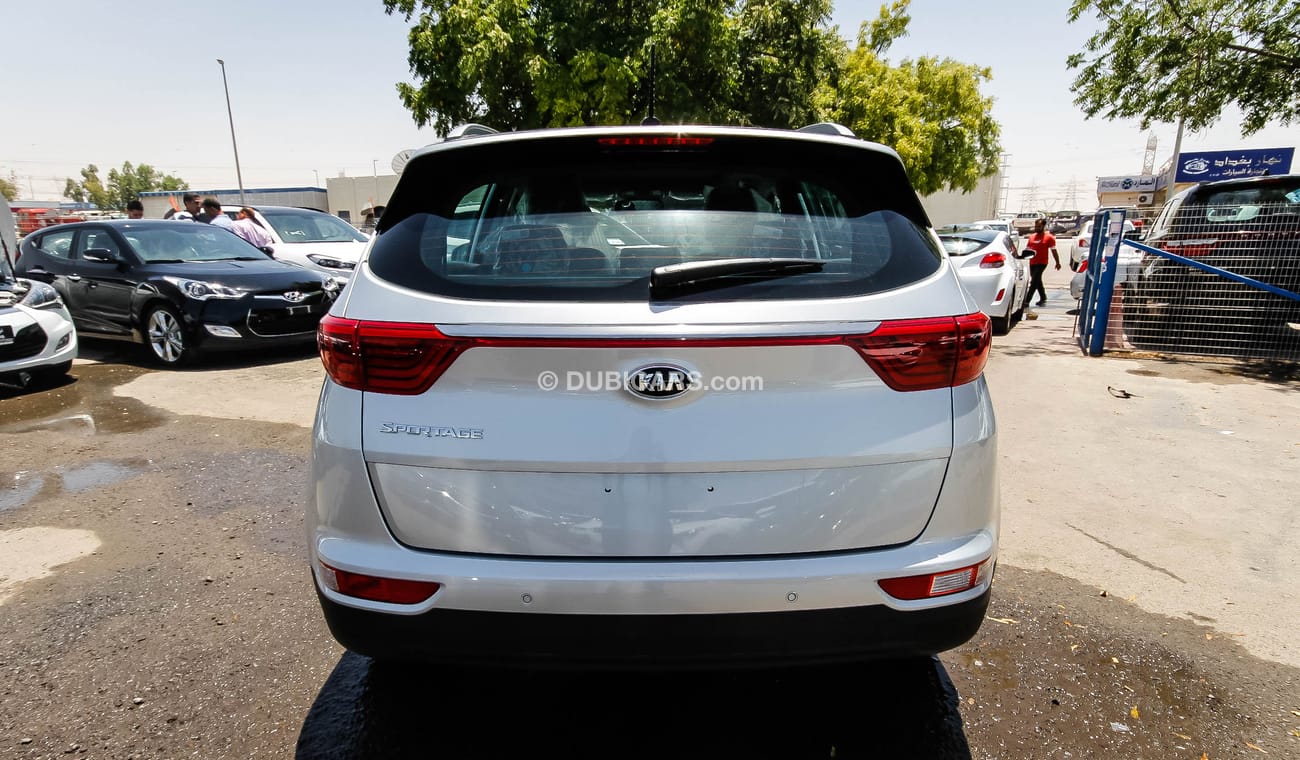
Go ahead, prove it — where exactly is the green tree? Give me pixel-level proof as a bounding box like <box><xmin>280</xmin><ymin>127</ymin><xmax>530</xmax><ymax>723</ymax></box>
<box><xmin>0</xmin><ymin>171</ymin><xmax>19</xmax><ymax>201</ymax></box>
<box><xmin>64</xmin><ymin>162</ymin><xmax>187</xmax><ymax>210</ymax></box>
<box><xmin>819</xmin><ymin>1</ymin><xmax>1002</xmax><ymax>195</ymax></box>
<box><xmin>383</xmin><ymin>0</ymin><xmax>1001</xmax><ymax>194</ymax></box>
<box><xmin>1067</xmin><ymin>0</ymin><xmax>1300</xmax><ymax>135</ymax></box>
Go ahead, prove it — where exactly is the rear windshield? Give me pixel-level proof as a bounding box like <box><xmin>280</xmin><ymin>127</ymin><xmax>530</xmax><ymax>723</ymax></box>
<box><xmin>1175</xmin><ymin>178</ymin><xmax>1300</xmax><ymax>226</ymax></box>
<box><xmin>367</xmin><ymin>133</ymin><xmax>943</xmax><ymax>301</ymax></box>
<box><xmin>938</xmin><ymin>234</ymin><xmax>992</xmax><ymax>255</ymax></box>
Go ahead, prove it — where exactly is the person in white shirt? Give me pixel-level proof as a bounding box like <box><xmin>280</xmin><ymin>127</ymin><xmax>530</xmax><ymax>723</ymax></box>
<box><xmin>202</xmin><ymin>198</ymin><xmax>235</xmax><ymax>230</ymax></box>
<box><xmin>232</xmin><ymin>207</ymin><xmax>273</xmax><ymax>248</ymax></box>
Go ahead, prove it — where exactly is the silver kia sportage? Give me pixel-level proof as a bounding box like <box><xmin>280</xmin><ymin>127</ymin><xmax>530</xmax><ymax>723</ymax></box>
<box><xmin>308</xmin><ymin>123</ymin><xmax>999</xmax><ymax>667</ymax></box>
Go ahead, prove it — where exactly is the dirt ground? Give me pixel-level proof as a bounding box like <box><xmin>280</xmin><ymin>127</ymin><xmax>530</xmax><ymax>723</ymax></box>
<box><xmin>1</xmin><ymin>266</ymin><xmax>1297</xmax><ymax>759</ymax></box>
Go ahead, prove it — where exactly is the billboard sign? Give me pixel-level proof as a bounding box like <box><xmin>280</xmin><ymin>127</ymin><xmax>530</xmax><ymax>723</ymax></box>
<box><xmin>1096</xmin><ymin>175</ymin><xmax>1157</xmax><ymax>194</ymax></box>
<box><xmin>1175</xmin><ymin>148</ymin><xmax>1294</xmax><ymax>183</ymax></box>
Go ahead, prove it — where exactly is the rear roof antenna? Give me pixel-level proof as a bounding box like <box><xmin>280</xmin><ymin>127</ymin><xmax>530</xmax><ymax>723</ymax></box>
<box><xmin>641</xmin><ymin>44</ymin><xmax>660</xmax><ymax>126</ymax></box>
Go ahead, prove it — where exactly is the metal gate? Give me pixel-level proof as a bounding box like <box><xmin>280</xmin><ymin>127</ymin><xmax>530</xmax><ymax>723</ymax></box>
<box><xmin>1077</xmin><ymin>207</ymin><xmax>1300</xmax><ymax>360</ymax></box>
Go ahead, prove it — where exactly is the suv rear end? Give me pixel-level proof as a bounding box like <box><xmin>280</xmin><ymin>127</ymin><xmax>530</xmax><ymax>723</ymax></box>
<box><xmin>1132</xmin><ymin>175</ymin><xmax>1300</xmax><ymax>352</ymax></box>
<box><xmin>308</xmin><ymin>124</ymin><xmax>999</xmax><ymax>667</ymax></box>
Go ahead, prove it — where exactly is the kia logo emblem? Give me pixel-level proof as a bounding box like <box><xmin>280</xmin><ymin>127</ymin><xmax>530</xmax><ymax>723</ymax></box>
<box><xmin>626</xmin><ymin>364</ymin><xmax>693</xmax><ymax>400</ymax></box>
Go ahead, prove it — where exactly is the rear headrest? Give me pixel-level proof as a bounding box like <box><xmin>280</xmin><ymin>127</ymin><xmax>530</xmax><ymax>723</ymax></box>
<box><xmin>704</xmin><ymin>187</ymin><xmax>757</xmax><ymax>212</ymax></box>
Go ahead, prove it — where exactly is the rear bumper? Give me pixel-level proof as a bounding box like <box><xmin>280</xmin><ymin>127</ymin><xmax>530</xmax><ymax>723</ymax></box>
<box><xmin>315</xmin><ymin>580</ymin><xmax>992</xmax><ymax>668</ymax></box>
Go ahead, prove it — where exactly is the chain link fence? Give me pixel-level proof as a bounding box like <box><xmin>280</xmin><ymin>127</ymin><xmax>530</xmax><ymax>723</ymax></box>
<box><xmin>1100</xmin><ymin>200</ymin><xmax>1300</xmax><ymax>361</ymax></box>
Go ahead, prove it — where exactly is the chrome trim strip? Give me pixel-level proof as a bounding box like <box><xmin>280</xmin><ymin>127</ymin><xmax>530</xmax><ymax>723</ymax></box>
<box><xmin>435</xmin><ymin>321</ymin><xmax>884</xmax><ymax>339</ymax></box>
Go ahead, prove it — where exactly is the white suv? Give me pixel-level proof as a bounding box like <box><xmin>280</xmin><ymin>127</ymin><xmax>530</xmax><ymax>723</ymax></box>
<box><xmin>308</xmin><ymin>123</ymin><xmax>1000</xmax><ymax>667</ymax></box>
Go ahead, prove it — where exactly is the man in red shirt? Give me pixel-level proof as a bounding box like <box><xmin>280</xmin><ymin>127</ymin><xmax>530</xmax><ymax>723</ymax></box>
<box><xmin>1024</xmin><ymin>218</ymin><xmax>1061</xmax><ymax>307</ymax></box>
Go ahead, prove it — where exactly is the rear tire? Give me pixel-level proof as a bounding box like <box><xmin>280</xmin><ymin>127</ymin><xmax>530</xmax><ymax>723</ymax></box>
<box><xmin>144</xmin><ymin>304</ymin><xmax>196</xmax><ymax>366</ymax></box>
<box><xmin>992</xmin><ymin>300</ymin><xmax>1013</xmax><ymax>335</ymax></box>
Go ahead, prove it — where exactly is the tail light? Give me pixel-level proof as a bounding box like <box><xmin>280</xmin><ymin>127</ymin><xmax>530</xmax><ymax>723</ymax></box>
<box><xmin>847</xmin><ymin>313</ymin><xmax>991</xmax><ymax>392</ymax></box>
<box><xmin>978</xmin><ymin>252</ymin><xmax>1006</xmax><ymax>269</ymax></box>
<box><xmin>317</xmin><ymin>561</ymin><xmax>441</xmax><ymax>605</ymax></box>
<box><xmin>879</xmin><ymin>559</ymin><xmax>992</xmax><ymax>600</ymax></box>
<box><xmin>318</xmin><ymin>315</ymin><xmax>475</xmax><ymax>395</ymax></box>
<box><xmin>1163</xmin><ymin>239</ymin><xmax>1219</xmax><ymax>257</ymax></box>
<box><xmin>320</xmin><ymin>313</ymin><xmax>992</xmax><ymax>395</ymax></box>
<box><xmin>1076</xmin><ymin>259</ymin><xmax>1088</xmax><ymax>273</ymax></box>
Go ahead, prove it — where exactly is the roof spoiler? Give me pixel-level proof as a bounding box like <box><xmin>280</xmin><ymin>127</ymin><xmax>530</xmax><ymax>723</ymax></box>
<box><xmin>445</xmin><ymin>123</ymin><xmax>499</xmax><ymax>140</ymax></box>
<box><xmin>796</xmin><ymin>122</ymin><xmax>856</xmax><ymax>138</ymax></box>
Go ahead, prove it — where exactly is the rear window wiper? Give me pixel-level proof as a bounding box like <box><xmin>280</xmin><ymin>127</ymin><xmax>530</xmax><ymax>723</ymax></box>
<box><xmin>650</xmin><ymin>258</ymin><xmax>824</xmax><ymax>298</ymax></box>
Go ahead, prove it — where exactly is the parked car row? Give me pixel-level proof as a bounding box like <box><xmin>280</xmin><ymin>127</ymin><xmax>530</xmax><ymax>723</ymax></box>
<box><xmin>13</xmin><ymin>219</ymin><xmax>345</xmax><ymax>367</ymax></box>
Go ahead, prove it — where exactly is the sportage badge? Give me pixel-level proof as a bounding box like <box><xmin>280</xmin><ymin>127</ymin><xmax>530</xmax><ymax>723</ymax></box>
<box><xmin>626</xmin><ymin>364</ymin><xmax>693</xmax><ymax>400</ymax></box>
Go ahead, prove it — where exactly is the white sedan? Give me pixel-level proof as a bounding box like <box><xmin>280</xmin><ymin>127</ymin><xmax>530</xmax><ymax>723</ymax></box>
<box><xmin>0</xmin><ymin>276</ymin><xmax>78</xmax><ymax>389</ymax></box>
<box><xmin>236</xmin><ymin>206</ymin><xmax>369</xmax><ymax>280</ymax></box>
<box><xmin>1070</xmin><ymin>218</ymin><xmax>1137</xmax><ymax>270</ymax></box>
<box><xmin>939</xmin><ymin>227</ymin><xmax>1032</xmax><ymax>334</ymax></box>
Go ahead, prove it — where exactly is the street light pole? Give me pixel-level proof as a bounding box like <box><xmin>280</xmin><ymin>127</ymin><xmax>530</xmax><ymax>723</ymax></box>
<box><xmin>216</xmin><ymin>58</ymin><xmax>246</xmax><ymax>205</ymax></box>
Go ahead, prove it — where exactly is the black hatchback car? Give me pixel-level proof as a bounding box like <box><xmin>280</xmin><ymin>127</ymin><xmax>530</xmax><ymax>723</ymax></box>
<box><xmin>16</xmin><ymin>220</ymin><xmax>341</xmax><ymax>365</ymax></box>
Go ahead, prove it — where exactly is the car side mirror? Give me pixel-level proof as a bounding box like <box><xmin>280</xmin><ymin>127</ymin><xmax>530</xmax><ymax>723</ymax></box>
<box><xmin>82</xmin><ymin>248</ymin><xmax>124</xmax><ymax>265</ymax></box>
<box><xmin>259</xmin><ymin>246</ymin><xmax>275</xmax><ymax>257</ymax></box>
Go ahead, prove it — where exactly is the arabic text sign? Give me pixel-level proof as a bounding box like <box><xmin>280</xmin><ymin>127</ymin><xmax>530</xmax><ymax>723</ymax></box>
<box><xmin>1096</xmin><ymin>175</ymin><xmax>1157</xmax><ymax>194</ymax></box>
<box><xmin>1175</xmin><ymin>148</ymin><xmax>1294</xmax><ymax>183</ymax></box>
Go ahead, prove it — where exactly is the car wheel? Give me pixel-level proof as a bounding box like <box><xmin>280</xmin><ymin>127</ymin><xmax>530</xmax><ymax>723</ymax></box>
<box><xmin>992</xmin><ymin>301</ymin><xmax>1012</xmax><ymax>335</ymax></box>
<box><xmin>144</xmin><ymin>304</ymin><xmax>194</xmax><ymax>365</ymax></box>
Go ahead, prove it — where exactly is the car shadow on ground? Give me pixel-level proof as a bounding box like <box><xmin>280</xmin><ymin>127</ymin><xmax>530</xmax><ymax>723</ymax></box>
<box><xmin>76</xmin><ymin>336</ymin><xmax>320</xmax><ymax>371</ymax></box>
<box><xmin>296</xmin><ymin>653</ymin><xmax>973</xmax><ymax>759</ymax></box>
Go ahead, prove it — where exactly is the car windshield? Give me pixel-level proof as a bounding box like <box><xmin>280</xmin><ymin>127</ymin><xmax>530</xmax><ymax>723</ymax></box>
<box><xmin>122</xmin><ymin>225</ymin><xmax>271</xmax><ymax>263</ymax></box>
<box><xmin>368</xmin><ymin>136</ymin><xmax>944</xmax><ymax>302</ymax></box>
<box><xmin>261</xmin><ymin>209</ymin><xmax>368</xmax><ymax>243</ymax></box>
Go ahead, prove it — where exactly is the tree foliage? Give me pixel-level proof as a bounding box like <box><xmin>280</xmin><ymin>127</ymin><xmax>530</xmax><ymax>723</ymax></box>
<box><xmin>1067</xmin><ymin>0</ymin><xmax>1300</xmax><ymax>135</ymax></box>
<box><xmin>0</xmin><ymin>172</ymin><xmax>19</xmax><ymax>201</ymax></box>
<box><xmin>64</xmin><ymin>162</ymin><xmax>188</xmax><ymax>210</ymax></box>
<box><xmin>384</xmin><ymin>0</ymin><xmax>1001</xmax><ymax>195</ymax></box>
<box><xmin>819</xmin><ymin>1</ymin><xmax>1002</xmax><ymax>194</ymax></box>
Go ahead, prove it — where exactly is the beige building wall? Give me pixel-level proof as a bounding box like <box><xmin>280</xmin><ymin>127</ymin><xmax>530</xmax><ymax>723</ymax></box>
<box><xmin>920</xmin><ymin>172</ymin><xmax>1002</xmax><ymax>228</ymax></box>
<box><xmin>326</xmin><ymin>175</ymin><xmax>400</xmax><ymax>224</ymax></box>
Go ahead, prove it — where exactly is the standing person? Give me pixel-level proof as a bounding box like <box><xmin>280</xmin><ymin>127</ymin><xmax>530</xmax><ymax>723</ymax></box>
<box><xmin>1024</xmin><ymin>217</ymin><xmax>1060</xmax><ymax>307</ymax></box>
<box><xmin>231</xmin><ymin>207</ymin><xmax>272</xmax><ymax>248</ymax></box>
<box><xmin>126</xmin><ymin>200</ymin><xmax>144</xmax><ymax>219</ymax></box>
<box><xmin>174</xmin><ymin>193</ymin><xmax>203</xmax><ymax>221</ymax></box>
<box><xmin>202</xmin><ymin>198</ymin><xmax>234</xmax><ymax>230</ymax></box>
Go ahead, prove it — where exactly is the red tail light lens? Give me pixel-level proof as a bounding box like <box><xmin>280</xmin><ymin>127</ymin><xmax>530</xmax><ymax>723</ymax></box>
<box><xmin>597</xmin><ymin>136</ymin><xmax>714</xmax><ymax>147</ymax></box>
<box><xmin>879</xmin><ymin>560</ymin><xmax>991</xmax><ymax>600</ymax></box>
<box><xmin>318</xmin><ymin>315</ymin><xmax>475</xmax><ymax>395</ymax></box>
<box><xmin>847</xmin><ymin>313</ymin><xmax>991</xmax><ymax>392</ymax></box>
<box><xmin>320</xmin><ymin>313</ymin><xmax>992</xmax><ymax>396</ymax></box>
<box><xmin>1163</xmin><ymin>239</ymin><xmax>1219</xmax><ymax>257</ymax></box>
<box><xmin>318</xmin><ymin>561</ymin><xmax>441</xmax><ymax>605</ymax></box>
<box><xmin>978</xmin><ymin>252</ymin><xmax>1006</xmax><ymax>269</ymax></box>
<box><xmin>1076</xmin><ymin>259</ymin><xmax>1089</xmax><ymax>273</ymax></box>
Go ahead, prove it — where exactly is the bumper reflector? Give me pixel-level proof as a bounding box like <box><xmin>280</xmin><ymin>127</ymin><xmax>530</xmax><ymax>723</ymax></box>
<box><xmin>318</xmin><ymin>561</ymin><xmax>441</xmax><ymax>605</ymax></box>
<box><xmin>878</xmin><ymin>560</ymin><xmax>991</xmax><ymax>601</ymax></box>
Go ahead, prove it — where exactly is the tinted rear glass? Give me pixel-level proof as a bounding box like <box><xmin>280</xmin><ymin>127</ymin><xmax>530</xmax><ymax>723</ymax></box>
<box><xmin>367</xmin><ymin>133</ymin><xmax>942</xmax><ymax>301</ymax></box>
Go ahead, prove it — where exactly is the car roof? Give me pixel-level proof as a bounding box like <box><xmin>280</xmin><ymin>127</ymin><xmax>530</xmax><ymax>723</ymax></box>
<box><xmin>28</xmin><ymin>220</ymin><xmax>207</xmax><ymax>231</ymax></box>
<box><xmin>407</xmin><ymin>123</ymin><xmax>902</xmax><ymax>164</ymax></box>
<box><xmin>1193</xmin><ymin>173</ymin><xmax>1299</xmax><ymax>192</ymax></box>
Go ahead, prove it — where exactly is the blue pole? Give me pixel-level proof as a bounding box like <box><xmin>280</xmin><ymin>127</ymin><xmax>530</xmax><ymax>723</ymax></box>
<box><xmin>1086</xmin><ymin>209</ymin><xmax>1129</xmax><ymax>356</ymax></box>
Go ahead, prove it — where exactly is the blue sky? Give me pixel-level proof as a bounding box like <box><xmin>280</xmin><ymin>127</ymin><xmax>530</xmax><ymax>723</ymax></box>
<box><xmin>2</xmin><ymin>0</ymin><xmax>1295</xmax><ymax>211</ymax></box>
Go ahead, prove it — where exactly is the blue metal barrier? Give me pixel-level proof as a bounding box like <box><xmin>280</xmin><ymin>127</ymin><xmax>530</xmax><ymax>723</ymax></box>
<box><xmin>1121</xmin><ymin>238</ymin><xmax>1300</xmax><ymax>303</ymax></box>
<box><xmin>1076</xmin><ymin>208</ymin><xmax>1128</xmax><ymax>355</ymax></box>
